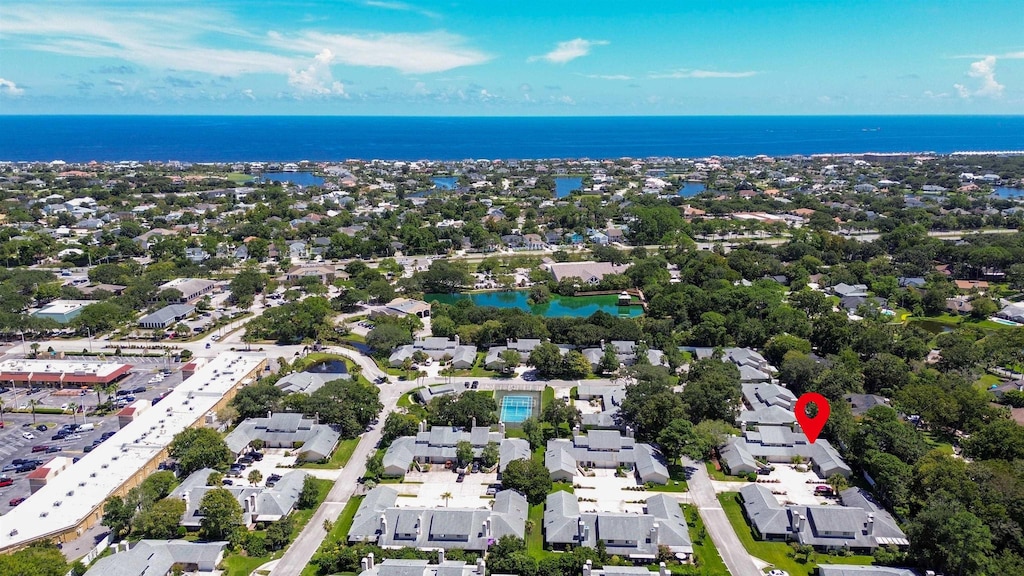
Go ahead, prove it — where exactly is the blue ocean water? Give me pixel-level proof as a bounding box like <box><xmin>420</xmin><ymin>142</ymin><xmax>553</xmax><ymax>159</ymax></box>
<box><xmin>1</xmin><ymin>116</ymin><xmax>1022</xmax><ymax>162</ymax></box>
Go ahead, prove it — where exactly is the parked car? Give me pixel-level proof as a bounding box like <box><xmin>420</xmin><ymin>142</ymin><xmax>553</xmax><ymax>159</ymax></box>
<box><xmin>238</xmin><ymin>456</ymin><xmax>254</xmax><ymax>465</ymax></box>
<box><xmin>35</xmin><ymin>424</ymin><xmax>48</xmax><ymax>432</ymax></box>
<box><xmin>51</xmin><ymin>433</ymin><xmax>66</xmax><ymax>441</ymax></box>
<box><xmin>456</xmin><ymin>473</ymin><xmax>465</xmax><ymax>483</ymax></box>
<box><xmin>46</xmin><ymin>446</ymin><xmax>62</xmax><ymax>453</ymax></box>
<box><xmin>1</xmin><ymin>465</ymin><xmax>17</xmax><ymax>473</ymax></box>
<box><xmin>31</xmin><ymin>445</ymin><xmax>48</xmax><ymax>453</ymax></box>
<box><xmin>83</xmin><ymin>444</ymin><xmax>96</xmax><ymax>453</ymax></box>
<box><xmin>15</xmin><ymin>463</ymin><xmax>37</xmax><ymax>473</ymax></box>
<box><xmin>0</xmin><ymin>478</ymin><xmax>12</xmax><ymax>487</ymax></box>
<box><xmin>132</xmin><ymin>387</ymin><xmax>147</xmax><ymax>394</ymax></box>
<box><xmin>247</xmin><ymin>451</ymin><xmax>264</xmax><ymax>461</ymax></box>
<box><xmin>814</xmin><ymin>486</ymin><xmax>834</xmax><ymax>496</ymax></box>
<box><xmin>21</xmin><ymin>432</ymin><xmax>34</xmax><ymax>440</ymax></box>
<box><xmin>222</xmin><ymin>479</ymin><xmax>234</xmax><ymax>486</ymax></box>
<box><xmin>9</xmin><ymin>497</ymin><xmax>25</xmax><ymax>506</ymax></box>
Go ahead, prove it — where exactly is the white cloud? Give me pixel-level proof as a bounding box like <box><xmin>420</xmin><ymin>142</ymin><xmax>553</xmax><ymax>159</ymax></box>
<box><xmin>241</xmin><ymin>89</ymin><xmax>256</xmax><ymax>101</ymax></box>
<box><xmin>0</xmin><ymin>78</ymin><xmax>25</xmax><ymax>96</ymax></box>
<box><xmin>363</xmin><ymin>1</ymin><xmax>440</xmax><ymax>19</ymax></box>
<box><xmin>581</xmin><ymin>74</ymin><xmax>633</xmax><ymax>80</ymax></box>
<box><xmin>954</xmin><ymin>56</ymin><xmax>1004</xmax><ymax>99</ymax></box>
<box><xmin>288</xmin><ymin>49</ymin><xmax>347</xmax><ymax>96</ymax></box>
<box><xmin>530</xmin><ymin>39</ymin><xmax>608</xmax><ymax>64</ymax></box>
<box><xmin>270</xmin><ymin>31</ymin><xmax>491</xmax><ymax>74</ymax></box>
<box><xmin>650</xmin><ymin>69</ymin><xmax>758</xmax><ymax>79</ymax></box>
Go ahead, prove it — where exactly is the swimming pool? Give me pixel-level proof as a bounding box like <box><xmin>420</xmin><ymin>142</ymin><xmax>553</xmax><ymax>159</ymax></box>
<box><xmin>991</xmin><ymin>317</ymin><xmax>1022</xmax><ymax>326</ymax></box>
<box><xmin>499</xmin><ymin>394</ymin><xmax>535</xmax><ymax>423</ymax></box>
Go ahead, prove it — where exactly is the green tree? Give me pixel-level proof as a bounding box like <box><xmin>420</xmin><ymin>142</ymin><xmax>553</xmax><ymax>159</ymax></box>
<box><xmin>248</xmin><ymin>469</ymin><xmax>263</xmax><ymax>486</ymax></box>
<box><xmin>481</xmin><ymin>441</ymin><xmax>500</xmax><ymax>468</ymax></box>
<box><xmin>168</xmin><ymin>427</ymin><xmax>234</xmax><ymax>477</ymax></box>
<box><xmin>657</xmin><ymin>418</ymin><xmax>708</xmax><ymax>463</ymax></box>
<box><xmin>134</xmin><ymin>498</ymin><xmax>186</xmax><ymax>539</ymax></box>
<box><xmin>0</xmin><ymin>542</ymin><xmax>70</xmax><ymax>576</ymax></box>
<box><xmin>501</xmin><ymin>458</ymin><xmax>552</xmax><ymax>505</ymax></box>
<box><xmin>540</xmin><ymin>398</ymin><xmax>582</xmax><ymax>435</ymax></box>
<box><xmin>198</xmin><ymin>488</ymin><xmax>244</xmax><ymax>540</ymax></box>
<box><xmin>681</xmin><ymin>358</ymin><xmax>742</xmax><ymax>424</ymax></box>
<box><xmin>560</xmin><ymin>350</ymin><xmax>591</xmax><ymax>379</ymax></box>
<box><xmin>598</xmin><ymin>343</ymin><xmax>620</xmax><ymax>374</ymax></box>
<box><xmin>297</xmin><ymin>475</ymin><xmax>320</xmax><ymax>509</ymax></box>
<box><xmin>456</xmin><ymin>440</ymin><xmax>474</xmax><ymax>467</ymax></box>
<box><xmin>381</xmin><ymin>412</ymin><xmax>420</xmax><ymax>447</ymax></box>
<box><xmin>101</xmin><ymin>495</ymin><xmax>135</xmax><ymax>540</ymax></box>
<box><xmin>499</xmin><ymin>349</ymin><xmax>522</xmax><ymax>374</ymax></box>
<box><xmin>229</xmin><ymin>381</ymin><xmax>284</xmax><ymax>422</ymax></box>
<box><xmin>265</xmin><ymin>516</ymin><xmax>294</xmax><ymax>551</ymax></box>
<box><xmin>366</xmin><ymin>323</ymin><xmax>414</xmax><ymax>356</ymax></box>
<box><xmin>529</xmin><ymin>341</ymin><xmax>563</xmax><ymax>378</ymax></box>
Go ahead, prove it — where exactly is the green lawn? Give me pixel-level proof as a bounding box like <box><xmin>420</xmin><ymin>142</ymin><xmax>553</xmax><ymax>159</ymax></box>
<box><xmin>706</xmin><ymin>461</ymin><xmax>748</xmax><ymax>482</ymax></box>
<box><xmin>718</xmin><ymin>493</ymin><xmax>874</xmax><ymax>575</ymax></box>
<box><xmin>526</xmin><ymin>503</ymin><xmax>549</xmax><ymax>559</ymax></box>
<box><xmin>542</xmin><ymin>385</ymin><xmax>555</xmax><ymax>409</ymax></box>
<box><xmin>444</xmin><ymin>352</ymin><xmax>499</xmax><ymax>377</ymax></box>
<box><xmin>300</xmin><ymin>496</ymin><xmax>365</xmax><ymax>576</ymax></box>
<box><xmin>681</xmin><ymin>505</ymin><xmax>729</xmax><ymax>576</ymax></box>
<box><xmin>300</xmin><ymin>437</ymin><xmax>360</xmax><ymax>469</ymax></box>
<box><xmin>975</xmin><ymin>373</ymin><xmax>1002</xmax><ymax>390</ymax></box>
<box><xmin>552</xmin><ymin>481</ymin><xmax>575</xmax><ymax>494</ymax></box>
<box><xmin>223</xmin><ymin>554</ymin><xmax>272</xmax><ymax>576</ymax></box>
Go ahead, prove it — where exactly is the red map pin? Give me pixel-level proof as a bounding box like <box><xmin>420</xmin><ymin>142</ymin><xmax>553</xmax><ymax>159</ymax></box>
<box><xmin>794</xmin><ymin>392</ymin><xmax>830</xmax><ymax>444</ymax></box>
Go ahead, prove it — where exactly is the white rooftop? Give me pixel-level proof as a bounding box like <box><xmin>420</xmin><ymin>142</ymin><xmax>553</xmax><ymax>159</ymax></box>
<box><xmin>0</xmin><ymin>352</ymin><xmax>266</xmax><ymax>551</ymax></box>
<box><xmin>34</xmin><ymin>300</ymin><xmax>93</xmax><ymax>314</ymax></box>
<box><xmin>0</xmin><ymin>358</ymin><xmax>130</xmax><ymax>377</ymax></box>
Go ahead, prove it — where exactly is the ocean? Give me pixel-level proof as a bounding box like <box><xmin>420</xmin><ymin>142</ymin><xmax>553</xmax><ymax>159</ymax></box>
<box><xmin>1</xmin><ymin>115</ymin><xmax>1023</xmax><ymax>162</ymax></box>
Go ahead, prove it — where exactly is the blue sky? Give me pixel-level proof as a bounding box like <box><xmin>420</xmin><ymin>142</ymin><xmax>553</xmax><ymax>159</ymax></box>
<box><xmin>1</xmin><ymin>0</ymin><xmax>1022</xmax><ymax>115</ymax></box>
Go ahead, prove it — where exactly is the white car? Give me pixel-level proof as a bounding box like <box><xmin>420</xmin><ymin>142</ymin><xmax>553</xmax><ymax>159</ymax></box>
<box><xmin>22</xmin><ymin>432</ymin><xmax>35</xmax><ymax>440</ymax></box>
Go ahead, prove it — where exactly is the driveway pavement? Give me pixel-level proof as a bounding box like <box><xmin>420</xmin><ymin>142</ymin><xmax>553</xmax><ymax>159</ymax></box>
<box><xmin>682</xmin><ymin>456</ymin><xmax>764</xmax><ymax>576</ymax></box>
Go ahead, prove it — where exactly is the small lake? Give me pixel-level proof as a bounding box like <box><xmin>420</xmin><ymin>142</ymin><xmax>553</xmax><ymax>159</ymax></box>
<box><xmin>433</xmin><ymin>176</ymin><xmax>457</xmax><ymax>189</ymax></box>
<box><xmin>303</xmin><ymin>359</ymin><xmax>349</xmax><ymax>374</ymax></box>
<box><xmin>425</xmin><ymin>290</ymin><xmax>643</xmax><ymax>318</ymax></box>
<box><xmin>555</xmin><ymin>177</ymin><xmax>583</xmax><ymax>198</ymax></box>
<box><xmin>678</xmin><ymin>182</ymin><xmax>707</xmax><ymax>197</ymax></box>
<box><xmin>262</xmin><ymin>171</ymin><xmax>325</xmax><ymax>186</ymax></box>
<box><xmin>911</xmin><ymin>320</ymin><xmax>956</xmax><ymax>335</ymax></box>
<box><xmin>993</xmin><ymin>186</ymin><xmax>1024</xmax><ymax>199</ymax></box>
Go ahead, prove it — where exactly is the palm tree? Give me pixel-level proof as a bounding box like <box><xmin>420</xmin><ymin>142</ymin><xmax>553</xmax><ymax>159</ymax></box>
<box><xmin>0</xmin><ymin>397</ymin><xmax>5</xmax><ymax>427</ymax></box>
<box><xmin>441</xmin><ymin>492</ymin><xmax>452</xmax><ymax>507</ymax></box>
<box><xmin>68</xmin><ymin>402</ymin><xmax>78</xmax><ymax>425</ymax></box>
<box><xmin>29</xmin><ymin>399</ymin><xmax>40</xmax><ymax>424</ymax></box>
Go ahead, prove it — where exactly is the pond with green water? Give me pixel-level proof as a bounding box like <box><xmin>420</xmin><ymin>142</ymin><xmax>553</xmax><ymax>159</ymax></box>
<box><xmin>425</xmin><ymin>290</ymin><xmax>643</xmax><ymax>318</ymax></box>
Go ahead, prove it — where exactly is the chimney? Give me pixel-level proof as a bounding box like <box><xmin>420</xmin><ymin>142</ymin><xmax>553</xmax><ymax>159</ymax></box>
<box><xmin>625</xmin><ymin>425</ymin><xmax>634</xmax><ymax>439</ymax></box>
<box><xmin>455</xmin><ymin>335</ymin><xmax>460</xmax><ymax>345</ymax></box>
<box><xmin>866</xmin><ymin>513</ymin><xmax>875</xmax><ymax>535</ymax></box>
<box><xmin>483</xmin><ymin>519</ymin><xmax>491</xmax><ymax>537</ymax></box>
<box><xmin>475</xmin><ymin>558</ymin><xmax>486</xmax><ymax>575</ymax></box>
<box><xmin>659</xmin><ymin>562</ymin><xmax>668</xmax><ymax>576</ymax></box>
<box><xmin>472</xmin><ymin>416</ymin><xmax>477</xmax><ymax>428</ymax></box>
<box><xmin>419</xmin><ymin>420</ymin><xmax>426</xmax><ymax>433</ymax></box>
<box><xmin>361</xmin><ymin>557</ymin><xmax>369</xmax><ymax>572</ymax></box>
<box><xmin>577</xmin><ymin>517</ymin><xmax>586</xmax><ymax>542</ymax></box>
<box><xmin>368</xmin><ymin>552</ymin><xmax>374</xmax><ymax>570</ymax></box>
<box><xmin>380</xmin><ymin>514</ymin><xmax>387</xmax><ymax>535</ymax></box>
<box><xmin>599</xmin><ymin>339</ymin><xmax>605</xmax><ymax>348</ymax></box>
<box><xmin>438</xmin><ymin>548</ymin><xmax>445</xmax><ymax>564</ymax></box>
<box><xmin>651</xmin><ymin>522</ymin><xmax>660</xmax><ymax>545</ymax></box>
<box><xmin>583</xmin><ymin>560</ymin><xmax>592</xmax><ymax>576</ymax></box>
<box><xmin>572</xmin><ymin>424</ymin><xmax>580</xmax><ymax>436</ymax></box>
<box><xmin>267</xmin><ymin>410</ymin><xmax>271</xmax><ymax>418</ymax></box>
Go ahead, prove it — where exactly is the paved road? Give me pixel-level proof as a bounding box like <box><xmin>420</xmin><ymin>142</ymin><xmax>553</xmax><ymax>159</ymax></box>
<box><xmin>269</xmin><ymin>354</ymin><xmax>416</xmax><ymax>576</ymax></box>
<box><xmin>682</xmin><ymin>456</ymin><xmax>763</xmax><ymax>576</ymax></box>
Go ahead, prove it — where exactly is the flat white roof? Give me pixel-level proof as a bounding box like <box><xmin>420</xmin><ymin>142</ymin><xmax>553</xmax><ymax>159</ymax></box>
<box><xmin>34</xmin><ymin>300</ymin><xmax>92</xmax><ymax>314</ymax></box>
<box><xmin>0</xmin><ymin>359</ymin><xmax>130</xmax><ymax>378</ymax></box>
<box><xmin>0</xmin><ymin>352</ymin><xmax>266</xmax><ymax>550</ymax></box>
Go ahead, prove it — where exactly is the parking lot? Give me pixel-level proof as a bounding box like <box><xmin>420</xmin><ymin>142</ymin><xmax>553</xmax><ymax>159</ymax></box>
<box><xmin>0</xmin><ymin>363</ymin><xmax>184</xmax><ymax>512</ymax></box>
<box><xmin>400</xmin><ymin>468</ymin><xmax>499</xmax><ymax>508</ymax></box>
<box><xmin>752</xmin><ymin>464</ymin><xmax>836</xmax><ymax>506</ymax></box>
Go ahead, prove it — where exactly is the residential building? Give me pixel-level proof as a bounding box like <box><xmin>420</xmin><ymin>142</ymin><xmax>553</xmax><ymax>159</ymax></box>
<box><xmin>484</xmin><ymin>338</ymin><xmax>544</xmax><ymax>371</ymax></box>
<box><xmin>998</xmin><ymin>302</ymin><xmax>1024</xmax><ymax>323</ymax></box>
<box><xmin>389</xmin><ymin>337</ymin><xmax>477</xmax><ymax>370</ymax></box>
<box><xmin>382</xmin><ymin>424</ymin><xmax>527</xmax><ymax>476</ymax></box>
<box><xmin>719</xmin><ymin>425</ymin><xmax>851</xmax><ymax>478</ymax></box>
<box><xmin>576</xmin><ymin>384</ymin><xmax>625</xmax><ymax>429</ymax></box>
<box><xmin>83</xmin><ymin>540</ymin><xmax>227</xmax><ymax>576</ymax></box>
<box><xmin>738</xmin><ymin>484</ymin><xmax>908</xmax><ymax>553</ymax></box>
<box><xmin>843</xmin><ymin>394</ymin><xmax>889</xmax><ymax>417</ymax></box>
<box><xmin>170</xmin><ymin>468</ymin><xmax>310</xmax><ymax>527</ymax></box>
<box><xmin>830</xmin><ymin>283</ymin><xmax>869</xmax><ymax>298</ymax></box>
<box><xmin>816</xmin><ymin>567</ymin><xmax>918</xmax><ymax>576</ymax></box>
<box><xmin>348</xmin><ymin>486</ymin><xmax>527</xmax><ymax>551</ymax></box>
<box><xmin>544</xmin><ymin>491</ymin><xmax>692</xmax><ymax>560</ymax></box>
<box><xmin>286</xmin><ymin>264</ymin><xmax>336</xmax><ymax>284</ymax></box>
<box><xmin>415</xmin><ymin>381</ymin><xmax>471</xmax><ymax>404</ymax></box>
<box><xmin>225</xmin><ymin>412</ymin><xmax>340</xmax><ymax>462</ymax></box>
<box><xmin>357</xmin><ymin>557</ymin><xmax>487</xmax><ymax>576</ymax></box>
<box><xmin>545</xmin><ymin>430</ymin><xmax>670</xmax><ymax>484</ymax></box>
<box><xmin>581</xmin><ymin>340</ymin><xmax>665</xmax><ymax>371</ymax></box>
<box><xmin>138</xmin><ymin>303</ymin><xmax>196</xmax><ymax>329</ymax></box>
<box><xmin>275</xmin><ymin>371</ymin><xmax>346</xmax><ymax>395</ymax></box>
<box><xmin>685</xmin><ymin>347</ymin><xmax>775</xmax><ymax>382</ymax></box>
<box><xmin>544</xmin><ymin>261</ymin><xmax>632</xmax><ymax>284</ymax></box>
<box><xmin>739</xmin><ymin>383</ymin><xmax>797</xmax><ymax>426</ymax></box>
